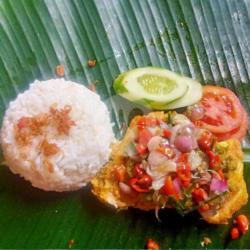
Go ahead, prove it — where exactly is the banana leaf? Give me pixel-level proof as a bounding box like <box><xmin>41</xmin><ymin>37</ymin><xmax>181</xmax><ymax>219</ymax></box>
<box><xmin>0</xmin><ymin>0</ymin><xmax>250</xmax><ymax>248</ymax></box>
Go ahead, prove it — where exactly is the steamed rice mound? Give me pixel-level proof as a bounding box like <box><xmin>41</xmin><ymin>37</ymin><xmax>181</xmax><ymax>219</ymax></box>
<box><xmin>0</xmin><ymin>79</ymin><xmax>115</xmax><ymax>191</ymax></box>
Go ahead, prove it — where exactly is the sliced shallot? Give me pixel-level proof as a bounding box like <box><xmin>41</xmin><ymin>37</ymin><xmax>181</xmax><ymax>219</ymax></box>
<box><xmin>152</xmin><ymin>177</ymin><xmax>165</xmax><ymax>190</ymax></box>
<box><xmin>188</xmin><ymin>150</ymin><xmax>202</xmax><ymax>170</ymax></box>
<box><xmin>146</xmin><ymin>160</ymin><xmax>176</xmax><ymax>179</ymax></box>
<box><xmin>148</xmin><ymin>151</ymin><xmax>168</xmax><ymax>166</ymax></box>
<box><xmin>119</xmin><ymin>182</ymin><xmax>133</xmax><ymax>195</ymax></box>
<box><xmin>174</xmin><ymin>135</ymin><xmax>194</xmax><ymax>153</ymax></box>
<box><xmin>210</xmin><ymin>177</ymin><xmax>228</xmax><ymax>194</ymax></box>
<box><xmin>147</xmin><ymin>136</ymin><xmax>162</xmax><ymax>152</ymax></box>
<box><xmin>172</xmin><ymin>114</ymin><xmax>192</xmax><ymax>125</ymax></box>
<box><xmin>190</xmin><ymin>106</ymin><xmax>205</xmax><ymax>121</ymax></box>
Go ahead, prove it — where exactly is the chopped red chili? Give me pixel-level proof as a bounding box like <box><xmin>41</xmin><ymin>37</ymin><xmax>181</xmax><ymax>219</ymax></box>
<box><xmin>198</xmin><ymin>131</ymin><xmax>213</xmax><ymax>152</ymax></box>
<box><xmin>129</xmin><ymin>174</ymin><xmax>152</xmax><ymax>193</ymax></box>
<box><xmin>133</xmin><ymin>164</ymin><xmax>145</xmax><ymax>178</ymax></box>
<box><xmin>199</xmin><ymin>203</ymin><xmax>210</xmax><ymax>212</ymax></box>
<box><xmin>163</xmin><ymin>128</ymin><xmax>171</xmax><ymax>138</ymax></box>
<box><xmin>146</xmin><ymin>238</ymin><xmax>160</xmax><ymax>250</ymax></box>
<box><xmin>177</xmin><ymin>162</ymin><xmax>191</xmax><ymax>188</ymax></box>
<box><xmin>138</xmin><ymin>128</ymin><xmax>153</xmax><ymax>146</ymax></box>
<box><xmin>231</xmin><ymin>227</ymin><xmax>240</xmax><ymax>240</ymax></box>
<box><xmin>207</xmin><ymin>151</ymin><xmax>221</xmax><ymax>169</ymax></box>
<box><xmin>135</xmin><ymin>143</ymin><xmax>148</xmax><ymax>155</ymax></box>
<box><xmin>235</xmin><ymin>214</ymin><xmax>249</xmax><ymax>235</ymax></box>
<box><xmin>137</xmin><ymin>116</ymin><xmax>159</xmax><ymax>130</ymax></box>
<box><xmin>161</xmin><ymin>176</ymin><xmax>179</xmax><ymax>200</ymax></box>
<box><xmin>192</xmin><ymin>187</ymin><xmax>208</xmax><ymax>204</ymax></box>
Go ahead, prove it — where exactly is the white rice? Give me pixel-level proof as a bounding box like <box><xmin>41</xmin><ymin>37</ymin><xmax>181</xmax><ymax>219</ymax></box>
<box><xmin>0</xmin><ymin>79</ymin><xmax>115</xmax><ymax>191</ymax></box>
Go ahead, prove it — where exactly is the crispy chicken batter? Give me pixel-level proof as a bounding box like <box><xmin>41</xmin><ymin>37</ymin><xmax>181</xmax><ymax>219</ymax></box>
<box><xmin>201</xmin><ymin>139</ymin><xmax>248</xmax><ymax>224</ymax></box>
<box><xmin>91</xmin><ymin>112</ymin><xmax>248</xmax><ymax>224</ymax></box>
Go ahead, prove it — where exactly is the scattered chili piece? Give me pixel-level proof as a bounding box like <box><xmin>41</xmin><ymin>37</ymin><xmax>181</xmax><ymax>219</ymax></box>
<box><xmin>230</xmin><ymin>214</ymin><xmax>249</xmax><ymax>240</ymax></box>
<box><xmin>200</xmin><ymin>236</ymin><xmax>212</xmax><ymax>247</ymax></box>
<box><xmin>146</xmin><ymin>238</ymin><xmax>160</xmax><ymax>250</ymax></box>
<box><xmin>231</xmin><ymin>227</ymin><xmax>240</xmax><ymax>240</ymax></box>
<box><xmin>67</xmin><ymin>239</ymin><xmax>75</xmax><ymax>249</ymax></box>
<box><xmin>87</xmin><ymin>59</ymin><xmax>96</xmax><ymax>68</ymax></box>
<box><xmin>235</xmin><ymin>214</ymin><xmax>249</xmax><ymax>235</ymax></box>
<box><xmin>55</xmin><ymin>64</ymin><xmax>65</xmax><ymax>77</ymax></box>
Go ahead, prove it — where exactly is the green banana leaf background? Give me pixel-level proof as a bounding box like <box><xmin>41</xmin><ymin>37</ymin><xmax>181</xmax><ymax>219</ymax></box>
<box><xmin>0</xmin><ymin>0</ymin><xmax>250</xmax><ymax>248</ymax></box>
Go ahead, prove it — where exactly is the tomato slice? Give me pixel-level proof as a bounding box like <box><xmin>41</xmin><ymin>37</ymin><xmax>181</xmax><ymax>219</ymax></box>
<box><xmin>214</xmin><ymin>109</ymin><xmax>248</xmax><ymax>141</ymax></box>
<box><xmin>195</xmin><ymin>85</ymin><xmax>243</xmax><ymax>134</ymax></box>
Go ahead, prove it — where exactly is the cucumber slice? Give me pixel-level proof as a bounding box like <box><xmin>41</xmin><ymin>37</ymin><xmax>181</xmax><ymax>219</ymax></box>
<box><xmin>113</xmin><ymin>67</ymin><xmax>188</xmax><ymax>104</ymax></box>
<box><xmin>164</xmin><ymin>77</ymin><xmax>202</xmax><ymax>109</ymax></box>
